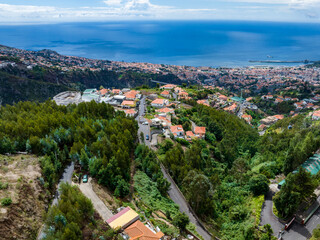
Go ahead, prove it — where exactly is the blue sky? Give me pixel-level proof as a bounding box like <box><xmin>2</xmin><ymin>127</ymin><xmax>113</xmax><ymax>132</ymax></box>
<box><xmin>0</xmin><ymin>0</ymin><xmax>319</xmax><ymax>23</ymax></box>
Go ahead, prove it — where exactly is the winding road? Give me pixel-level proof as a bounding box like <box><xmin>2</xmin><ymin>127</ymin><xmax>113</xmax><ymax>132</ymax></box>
<box><xmin>161</xmin><ymin>166</ymin><xmax>212</xmax><ymax>240</ymax></box>
<box><xmin>137</xmin><ymin>96</ymin><xmax>212</xmax><ymax>240</ymax></box>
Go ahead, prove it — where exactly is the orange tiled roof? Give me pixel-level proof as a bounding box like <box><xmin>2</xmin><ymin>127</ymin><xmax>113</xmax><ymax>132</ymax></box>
<box><xmin>157</xmin><ymin>108</ymin><xmax>174</xmax><ymax>113</ymax></box>
<box><xmin>186</xmin><ymin>131</ymin><xmax>195</xmax><ymax>137</ymax></box>
<box><xmin>161</xmin><ymin>90</ymin><xmax>170</xmax><ymax>95</ymax></box>
<box><xmin>124</xmin><ymin>220</ymin><xmax>164</xmax><ymax>240</ymax></box>
<box><xmin>273</xmin><ymin>115</ymin><xmax>284</xmax><ymax>120</ymax></box>
<box><xmin>100</xmin><ymin>89</ymin><xmax>108</xmax><ymax>95</ymax></box>
<box><xmin>194</xmin><ymin>126</ymin><xmax>206</xmax><ymax>135</ymax></box>
<box><xmin>152</xmin><ymin>99</ymin><xmax>166</xmax><ymax>105</ymax></box>
<box><xmin>313</xmin><ymin>110</ymin><xmax>320</xmax><ymax>117</ymax></box>
<box><xmin>125</xmin><ymin>109</ymin><xmax>136</xmax><ymax>114</ymax></box>
<box><xmin>242</xmin><ymin>114</ymin><xmax>252</xmax><ymax>121</ymax></box>
<box><xmin>122</xmin><ymin>100</ymin><xmax>135</xmax><ymax>106</ymax></box>
<box><xmin>170</xmin><ymin>125</ymin><xmax>184</xmax><ymax>133</ymax></box>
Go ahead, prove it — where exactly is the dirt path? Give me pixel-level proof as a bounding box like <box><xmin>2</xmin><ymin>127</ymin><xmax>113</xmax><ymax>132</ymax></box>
<box><xmin>77</xmin><ymin>178</ymin><xmax>113</xmax><ymax>221</ymax></box>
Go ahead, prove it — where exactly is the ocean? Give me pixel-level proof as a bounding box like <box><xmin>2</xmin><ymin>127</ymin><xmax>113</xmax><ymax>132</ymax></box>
<box><xmin>1</xmin><ymin>21</ymin><xmax>320</xmax><ymax>67</ymax></box>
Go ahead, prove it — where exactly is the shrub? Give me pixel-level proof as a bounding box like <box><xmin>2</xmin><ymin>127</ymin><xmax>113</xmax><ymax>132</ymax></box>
<box><xmin>0</xmin><ymin>181</ymin><xmax>8</xmax><ymax>190</ymax></box>
<box><xmin>1</xmin><ymin>197</ymin><xmax>12</xmax><ymax>206</ymax></box>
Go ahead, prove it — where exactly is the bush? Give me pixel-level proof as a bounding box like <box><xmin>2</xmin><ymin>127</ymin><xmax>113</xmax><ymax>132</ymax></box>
<box><xmin>176</xmin><ymin>138</ymin><xmax>190</xmax><ymax>147</ymax></box>
<box><xmin>248</xmin><ymin>174</ymin><xmax>269</xmax><ymax>196</ymax></box>
<box><xmin>1</xmin><ymin>197</ymin><xmax>12</xmax><ymax>206</ymax></box>
<box><xmin>0</xmin><ymin>181</ymin><xmax>8</xmax><ymax>190</ymax></box>
<box><xmin>173</xmin><ymin>212</ymin><xmax>190</xmax><ymax>230</ymax></box>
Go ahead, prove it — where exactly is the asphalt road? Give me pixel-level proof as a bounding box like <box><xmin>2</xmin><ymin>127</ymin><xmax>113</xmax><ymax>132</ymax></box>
<box><xmin>261</xmin><ymin>189</ymin><xmax>320</xmax><ymax>240</ymax></box>
<box><xmin>160</xmin><ymin>166</ymin><xmax>211</xmax><ymax>240</ymax></box>
<box><xmin>137</xmin><ymin>95</ymin><xmax>211</xmax><ymax>240</ymax></box>
<box><xmin>37</xmin><ymin>162</ymin><xmax>74</xmax><ymax>239</ymax></box>
<box><xmin>260</xmin><ymin>190</ymin><xmax>284</xmax><ymax>238</ymax></box>
<box><xmin>136</xmin><ymin>96</ymin><xmax>151</xmax><ymax>146</ymax></box>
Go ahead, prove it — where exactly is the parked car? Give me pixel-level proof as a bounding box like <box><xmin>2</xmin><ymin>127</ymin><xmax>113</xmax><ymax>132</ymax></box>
<box><xmin>82</xmin><ymin>174</ymin><xmax>88</xmax><ymax>183</ymax></box>
<box><xmin>142</xmin><ymin>121</ymin><xmax>148</xmax><ymax>125</ymax></box>
<box><xmin>146</xmin><ymin>134</ymin><xmax>149</xmax><ymax>140</ymax></box>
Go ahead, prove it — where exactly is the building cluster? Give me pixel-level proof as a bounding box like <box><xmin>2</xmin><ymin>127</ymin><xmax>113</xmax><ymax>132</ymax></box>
<box><xmin>107</xmin><ymin>207</ymin><xmax>164</xmax><ymax>240</ymax></box>
<box><xmin>53</xmin><ymin>88</ymin><xmax>142</xmax><ymax>117</ymax></box>
<box><xmin>3</xmin><ymin>45</ymin><xmax>320</xmax><ymax>89</ymax></box>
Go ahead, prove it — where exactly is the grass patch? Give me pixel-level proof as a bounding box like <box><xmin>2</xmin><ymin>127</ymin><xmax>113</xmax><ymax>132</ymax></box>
<box><xmin>273</xmin><ymin>203</ymin><xmax>281</xmax><ymax>219</ymax></box>
<box><xmin>250</xmin><ymin>195</ymin><xmax>264</xmax><ymax>225</ymax></box>
<box><xmin>134</xmin><ymin>171</ymin><xmax>180</xmax><ymax>217</ymax></box>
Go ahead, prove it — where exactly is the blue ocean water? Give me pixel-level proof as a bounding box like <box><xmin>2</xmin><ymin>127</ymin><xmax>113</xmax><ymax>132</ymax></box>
<box><xmin>1</xmin><ymin>21</ymin><xmax>320</xmax><ymax>67</ymax></box>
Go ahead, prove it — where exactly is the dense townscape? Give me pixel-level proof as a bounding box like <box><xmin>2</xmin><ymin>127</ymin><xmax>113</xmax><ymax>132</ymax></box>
<box><xmin>2</xmin><ymin>46</ymin><xmax>320</xmax><ymax>240</ymax></box>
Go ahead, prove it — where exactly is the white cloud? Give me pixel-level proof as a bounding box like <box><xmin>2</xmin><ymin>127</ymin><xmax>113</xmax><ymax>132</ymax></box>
<box><xmin>0</xmin><ymin>1</ymin><xmax>218</xmax><ymax>23</ymax></box>
<box><xmin>103</xmin><ymin>0</ymin><xmax>123</xmax><ymax>6</ymax></box>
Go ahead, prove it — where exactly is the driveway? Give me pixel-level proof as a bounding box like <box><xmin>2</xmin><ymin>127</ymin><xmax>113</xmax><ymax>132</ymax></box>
<box><xmin>78</xmin><ymin>178</ymin><xmax>113</xmax><ymax>221</ymax></box>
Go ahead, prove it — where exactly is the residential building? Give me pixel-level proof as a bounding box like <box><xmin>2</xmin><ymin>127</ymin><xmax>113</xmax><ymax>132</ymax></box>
<box><xmin>124</xmin><ymin>220</ymin><xmax>164</xmax><ymax>240</ymax></box>
<box><xmin>83</xmin><ymin>89</ymin><xmax>97</xmax><ymax>95</ymax></box>
<box><xmin>107</xmin><ymin>207</ymin><xmax>140</xmax><ymax>230</ymax></box>
<box><xmin>242</xmin><ymin>114</ymin><xmax>253</xmax><ymax>124</ymax></box>
<box><xmin>121</xmin><ymin>100</ymin><xmax>136</xmax><ymax>108</ymax></box>
<box><xmin>160</xmin><ymin>84</ymin><xmax>176</xmax><ymax>90</ymax></box>
<box><xmin>125</xmin><ymin>90</ymin><xmax>138</xmax><ymax>101</ymax></box>
<box><xmin>160</xmin><ymin>90</ymin><xmax>171</xmax><ymax>98</ymax></box>
<box><xmin>170</xmin><ymin>125</ymin><xmax>185</xmax><ymax>138</ymax></box>
<box><xmin>156</xmin><ymin>107</ymin><xmax>175</xmax><ymax>115</ymax></box>
<box><xmin>185</xmin><ymin>131</ymin><xmax>195</xmax><ymax>142</ymax></box>
<box><xmin>125</xmin><ymin>109</ymin><xmax>137</xmax><ymax>117</ymax></box>
<box><xmin>312</xmin><ymin>110</ymin><xmax>320</xmax><ymax>120</ymax></box>
<box><xmin>193</xmin><ymin>126</ymin><xmax>206</xmax><ymax>139</ymax></box>
<box><xmin>197</xmin><ymin>99</ymin><xmax>210</xmax><ymax>107</ymax></box>
<box><xmin>224</xmin><ymin>103</ymin><xmax>237</xmax><ymax>113</ymax></box>
<box><xmin>99</xmin><ymin>88</ymin><xmax>109</xmax><ymax>97</ymax></box>
<box><xmin>151</xmin><ymin>99</ymin><xmax>169</xmax><ymax>108</ymax></box>
<box><xmin>112</xmin><ymin>89</ymin><xmax>122</xmax><ymax>95</ymax></box>
<box><xmin>178</xmin><ymin>91</ymin><xmax>189</xmax><ymax>100</ymax></box>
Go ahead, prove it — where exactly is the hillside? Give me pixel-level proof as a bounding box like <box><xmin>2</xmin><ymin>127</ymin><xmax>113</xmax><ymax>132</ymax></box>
<box><xmin>0</xmin><ymin>154</ymin><xmax>49</xmax><ymax>240</ymax></box>
<box><xmin>0</xmin><ymin>53</ymin><xmax>182</xmax><ymax>105</ymax></box>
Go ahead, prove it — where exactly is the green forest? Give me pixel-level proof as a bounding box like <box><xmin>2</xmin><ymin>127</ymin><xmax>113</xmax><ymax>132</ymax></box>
<box><xmin>1</xmin><ymin>99</ymin><xmax>320</xmax><ymax>239</ymax></box>
<box><xmin>44</xmin><ymin>183</ymin><xmax>118</xmax><ymax>240</ymax></box>
<box><xmin>0</xmin><ymin>100</ymin><xmax>137</xmax><ymax>195</ymax></box>
<box><xmin>0</xmin><ymin>64</ymin><xmax>182</xmax><ymax>105</ymax></box>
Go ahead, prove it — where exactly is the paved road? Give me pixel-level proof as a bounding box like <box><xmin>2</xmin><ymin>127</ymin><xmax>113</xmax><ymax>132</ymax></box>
<box><xmin>136</xmin><ymin>96</ymin><xmax>151</xmax><ymax>146</ymax></box>
<box><xmin>37</xmin><ymin>162</ymin><xmax>74</xmax><ymax>239</ymax></box>
<box><xmin>78</xmin><ymin>178</ymin><xmax>113</xmax><ymax>221</ymax></box>
<box><xmin>160</xmin><ymin>166</ymin><xmax>211</xmax><ymax>240</ymax></box>
<box><xmin>136</xmin><ymin>95</ymin><xmax>211</xmax><ymax>240</ymax></box>
<box><xmin>260</xmin><ymin>190</ymin><xmax>284</xmax><ymax>238</ymax></box>
<box><xmin>282</xmin><ymin>196</ymin><xmax>320</xmax><ymax>240</ymax></box>
<box><xmin>261</xmin><ymin>189</ymin><xmax>320</xmax><ymax>240</ymax></box>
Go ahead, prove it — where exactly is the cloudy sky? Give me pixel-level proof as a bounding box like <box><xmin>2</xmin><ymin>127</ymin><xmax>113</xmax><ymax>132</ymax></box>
<box><xmin>0</xmin><ymin>0</ymin><xmax>319</xmax><ymax>23</ymax></box>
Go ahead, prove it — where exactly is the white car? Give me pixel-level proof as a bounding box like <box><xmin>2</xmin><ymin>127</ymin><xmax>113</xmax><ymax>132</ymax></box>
<box><xmin>142</xmin><ymin>121</ymin><xmax>149</xmax><ymax>125</ymax></box>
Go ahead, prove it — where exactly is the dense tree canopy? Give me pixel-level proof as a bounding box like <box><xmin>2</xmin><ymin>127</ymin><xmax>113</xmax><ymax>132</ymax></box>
<box><xmin>0</xmin><ymin>100</ymin><xmax>137</xmax><ymax>196</ymax></box>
